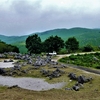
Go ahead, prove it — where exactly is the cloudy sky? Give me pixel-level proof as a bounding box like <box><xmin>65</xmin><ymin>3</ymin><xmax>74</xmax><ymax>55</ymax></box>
<box><xmin>0</xmin><ymin>0</ymin><xmax>100</xmax><ymax>36</ymax></box>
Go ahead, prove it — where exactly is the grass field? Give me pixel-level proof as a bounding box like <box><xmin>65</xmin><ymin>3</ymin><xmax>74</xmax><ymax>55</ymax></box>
<box><xmin>59</xmin><ymin>52</ymin><xmax>100</xmax><ymax>69</ymax></box>
<box><xmin>0</xmin><ymin>86</ymin><xmax>100</xmax><ymax>100</ymax></box>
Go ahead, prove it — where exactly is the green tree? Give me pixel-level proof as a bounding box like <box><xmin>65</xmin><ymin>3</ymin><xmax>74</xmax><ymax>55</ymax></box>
<box><xmin>65</xmin><ymin>37</ymin><xmax>79</xmax><ymax>53</ymax></box>
<box><xmin>26</xmin><ymin>34</ymin><xmax>42</xmax><ymax>54</ymax></box>
<box><xmin>11</xmin><ymin>45</ymin><xmax>19</xmax><ymax>53</ymax></box>
<box><xmin>43</xmin><ymin>35</ymin><xmax>64</xmax><ymax>53</ymax></box>
<box><xmin>82</xmin><ymin>44</ymin><xmax>93</xmax><ymax>52</ymax></box>
<box><xmin>0</xmin><ymin>40</ymin><xmax>19</xmax><ymax>53</ymax></box>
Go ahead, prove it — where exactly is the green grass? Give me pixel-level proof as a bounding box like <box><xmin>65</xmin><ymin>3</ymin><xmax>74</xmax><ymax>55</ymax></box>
<box><xmin>12</xmin><ymin>41</ymin><xmax>27</xmax><ymax>53</ymax></box>
<box><xmin>59</xmin><ymin>52</ymin><xmax>100</xmax><ymax>69</ymax></box>
<box><xmin>0</xmin><ymin>86</ymin><xmax>100</xmax><ymax>100</ymax></box>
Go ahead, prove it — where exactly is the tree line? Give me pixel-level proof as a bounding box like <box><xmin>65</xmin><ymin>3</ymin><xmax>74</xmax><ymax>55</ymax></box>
<box><xmin>26</xmin><ymin>34</ymin><xmax>94</xmax><ymax>54</ymax></box>
<box><xmin>0</xmin><ymin>34</ymin><xmax>94</xmax><ymax>54</ymax></box>
<box><xmin>26</xmin><ymin>34</ymin><xmax>65</xmax><ymax>54</ymax></box>
<box><xmin>0</xmin><ymin>40</ymin><xmax>19</xmax><ymax>53</ymax></box>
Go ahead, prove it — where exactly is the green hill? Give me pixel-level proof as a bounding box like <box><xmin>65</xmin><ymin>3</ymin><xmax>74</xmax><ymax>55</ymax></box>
<box><xmin>0</xmin><ymin>40</ymin><xmax>19</xmax><ymax>53</ymax></box>
<box><xmin>0</xmin><ymin>27</ymin><xmax>100</xmax><ymax>53</ymax></box>
<box><xmin>0</xmin><ymin>35</ymin><xmax>28</xmax><ymax>44</ymax></box>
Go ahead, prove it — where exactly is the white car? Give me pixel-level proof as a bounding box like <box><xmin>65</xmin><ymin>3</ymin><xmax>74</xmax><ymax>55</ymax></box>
<box><xmin>48</xmin><ymin>51</ymin><xmax>57</xmax><ymax>56</ymax></box>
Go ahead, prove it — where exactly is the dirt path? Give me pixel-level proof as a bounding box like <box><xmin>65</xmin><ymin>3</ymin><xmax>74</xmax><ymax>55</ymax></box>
<box><xmin>52</xmin><ymin>51</ymin><xmax>100</xmax><ymax>76</ymax></box>
<box><xmin>53</xmin><ymin>51</ymin><xmax>100</xmax><ymax>62</ymax></box>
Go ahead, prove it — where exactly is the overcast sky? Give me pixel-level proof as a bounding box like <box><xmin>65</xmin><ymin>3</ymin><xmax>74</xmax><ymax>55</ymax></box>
<box><xmin>0</xmin><ymin>0</ymin><xmax>100</xmax><ymax>36</ymax></box>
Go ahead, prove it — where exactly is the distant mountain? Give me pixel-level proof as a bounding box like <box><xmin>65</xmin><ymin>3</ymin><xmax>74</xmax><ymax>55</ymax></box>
<box><xmin>0</xmin><ymin>35</ymin><xmax>28</xmax><ymax>44</ymax></box>
<box><xmin>0</xmin><ymin>27</ymin><xmax>100</xmax><ymax>53</ymax></box>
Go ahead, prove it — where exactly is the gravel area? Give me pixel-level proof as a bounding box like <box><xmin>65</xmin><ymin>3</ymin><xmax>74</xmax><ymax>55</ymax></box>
<box><xmin>0</xmin><ymin>76</ymin><xmax>66</xmax><ymax>91</ymax></box>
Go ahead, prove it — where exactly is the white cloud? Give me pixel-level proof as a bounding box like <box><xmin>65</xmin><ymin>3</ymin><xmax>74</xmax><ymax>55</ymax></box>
<box><xmin>0</xmin><ymin>0</ymin><xmax>100</xmax><ymax>36</ymax></box>
<box><xmin>38</xmin><ymin>0</ymin><xmax>100</xmax><ymax>13</ymax></box>
<box><xmin>1</xmin><ymin>0</ymin><xmax>100</xmax><ymax>14</ymax></box>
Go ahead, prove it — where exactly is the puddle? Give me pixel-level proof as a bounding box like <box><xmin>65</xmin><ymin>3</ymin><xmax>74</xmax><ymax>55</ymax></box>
<box><xmin>0</xmin><ymin>59</ymin><xmax>17</xmax><ymax>68</ymax></box>
<box><xmin>0</xmin><ymin>76</ymin><xmax>66</xmax><ymax>91</ymax></box>
<box><xmin>0</xmin><ymin>62</ymin><xmax>14</xmax><ymax>68</ymax></box>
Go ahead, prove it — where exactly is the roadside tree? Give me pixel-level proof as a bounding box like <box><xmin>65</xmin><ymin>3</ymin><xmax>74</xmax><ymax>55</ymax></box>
<box><xmin>82</xmin><ymin>44</ymin><xmax>93</xmax><ymax>52</ymax></box>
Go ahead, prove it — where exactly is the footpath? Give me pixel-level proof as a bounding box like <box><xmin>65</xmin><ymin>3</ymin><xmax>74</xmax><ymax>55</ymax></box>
<box><xmin>52</xmin><ymin>51</ymin><xmax>100</xmax><ymax>76</ymax></box>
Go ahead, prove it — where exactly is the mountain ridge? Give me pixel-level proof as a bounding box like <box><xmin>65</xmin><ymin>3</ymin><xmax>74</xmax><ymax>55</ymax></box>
<box><xmin>0</xmin><ymin>27</ymin><xmax>100</xmax><ymax>53</ymax></box>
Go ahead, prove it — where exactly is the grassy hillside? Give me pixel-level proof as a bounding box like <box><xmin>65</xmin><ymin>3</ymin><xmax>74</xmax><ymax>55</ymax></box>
<box><xmin>12</xmin><ymin>41</ymin><xmax>28</xmax><ymax>54</ymax></box>
<box><xmin>0</xmin><ymin>35</ymin><xmax>28</xmax><ymax>44</ymax></box>
<box><xmin>0</xmin><ymin>27</ymin><xmax>100</xmax><ymax>53</ymax></box>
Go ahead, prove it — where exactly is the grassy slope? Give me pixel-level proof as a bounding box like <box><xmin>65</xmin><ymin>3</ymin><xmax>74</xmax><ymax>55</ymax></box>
<box><xmin>0</xmin><ymin>28</ymin><xmax>100</xmax><ymax>53</ymax></box>
<box><xmin>38</xmin><ymin>28</ymin><xmax>91</xmax><ymax>41</ymax></box>
<box><xmin>0</xmin><ymin>35</ymin><xmax>28</xmax><ymax>44</ymax></box>
<box><xmin>12</xmin><ymin>41</ymin><xmax>28</xmax><ymax>53</ymax></box>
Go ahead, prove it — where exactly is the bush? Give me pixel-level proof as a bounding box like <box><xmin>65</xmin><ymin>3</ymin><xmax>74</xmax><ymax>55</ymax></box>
<box><xmin>82</xmin><ymin>45</ymin><xmax>94</xmax><ymax>52</ymax></box>
<box><xmin>69</xmin><ymin>55</ymin><xmax>77</xmax><ymax>60</ymax></box>
<box><xmin>96</xmin><ymin>66</ymin><xmax>100</xmax><ymax>69</ymax></box>
<box><xmin>58</xmin><ymin>49</ymin><xmax>67</xmax><ymax>54</ymax></box>
<box><xmin>59</xmin><ymin>52</ymin><xmax>100</xmax><ymax>69</ymax></box>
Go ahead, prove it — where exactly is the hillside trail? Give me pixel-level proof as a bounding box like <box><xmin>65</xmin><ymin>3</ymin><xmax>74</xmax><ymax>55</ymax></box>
<box><xmin>52</xmin><ymin>51</ymin><xmax>100</xmax><ymax>76</ymax></box>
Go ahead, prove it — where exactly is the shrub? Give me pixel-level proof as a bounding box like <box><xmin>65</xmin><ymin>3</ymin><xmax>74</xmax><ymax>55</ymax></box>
<box><xmin>69</xmin><ymin>55</ymin><xmax>77</xmax><ymax>60</ymax></box>
<box><xmin>82</xmin><ymin>45</ymin><xmax>94</xmax><ymax>52</ymax></box>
